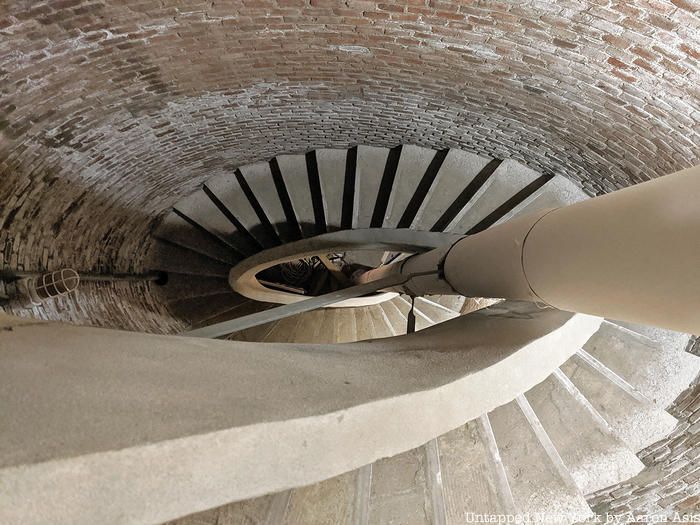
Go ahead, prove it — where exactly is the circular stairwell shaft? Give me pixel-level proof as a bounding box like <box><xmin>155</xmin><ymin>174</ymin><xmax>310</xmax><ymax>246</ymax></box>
<box><xmin>390</xmin><ymin>165</ymin><xmax>700</xmax><ymax>334</ymax></box>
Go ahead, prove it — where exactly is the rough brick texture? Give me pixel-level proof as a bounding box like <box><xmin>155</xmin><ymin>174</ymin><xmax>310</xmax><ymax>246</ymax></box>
<box><xmin>1</xmin><ymin>0</ymin><xmax>699</xmax><ymax>283</ymax></box>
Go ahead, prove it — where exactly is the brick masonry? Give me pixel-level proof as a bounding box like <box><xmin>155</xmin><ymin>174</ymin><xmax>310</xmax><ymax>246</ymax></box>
<box><xmin>1</xmin><ymin>0</ymin><xmax>699</xmax><ymax>278</ymax></box>
<box><xmin>0</xmin><ymin>0</ymin><xmax>699</xmax><ymax>518</ymax></box>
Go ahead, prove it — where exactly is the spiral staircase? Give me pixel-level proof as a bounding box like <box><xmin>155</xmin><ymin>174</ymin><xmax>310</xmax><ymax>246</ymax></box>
<box><xmin>128</xmin><ymin>145</ymin><xmax>700</xmax><ymax>524</ymax></box>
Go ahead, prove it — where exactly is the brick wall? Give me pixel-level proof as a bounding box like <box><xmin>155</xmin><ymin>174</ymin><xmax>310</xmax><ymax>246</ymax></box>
<box><xmin>1</xmin><ymin>0</ymin><xmax>698</xmax><ymax>283</ymax></box>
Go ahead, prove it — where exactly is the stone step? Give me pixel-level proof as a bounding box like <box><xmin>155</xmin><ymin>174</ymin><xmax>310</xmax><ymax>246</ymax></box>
<box><xmin>438</xmin><ymin>417</ymin><xmax>517</xmax><ymax>518</ymax></box>
<box><xmin>609</xmin><ymin>319</ymin><xmax>693</xmax><ymax>354</ymax></box>
<box><xmin>227</xmin><ymin>319</ymin><xmax>280</xmax><ymax>343</ymax></box>
<box><xmin>315</xmin><ymin>148</ymin><xmax>348</xmax><ymax>231</ymax></box>
<box><xmin>446</xmin><ymin>159</ymin><xmax>540</xmax><ymax>234</ymax></box>
<box><xmin>373</xmin><ymin>302</ymin><xmax>400</xmax><ymax>337</ymax></box>
<box><xmin>307</xmin><ymin>309</ymin><xmax>346</xmax><ymax>344</ymax></box>
<box><xmin>367</xmin><ymin>446</ymin><xmax>433</xmax><ymax>525</ymax></box>
<box><xmin>261</xmin><ymin>313</ymin><xmax>306</xmax><ymax>342</ymax></box>
<box><xmin>525</xmin><ymin>370</ymin><xmax>644</xmax><ymax>495</ymax></box>
<box><xmin>583</xmin><ymin>321</ymin><xmax>700</xmax><ymax>408</ymax></box>
<box><xmin>190</xmin><ymin>299</ymin><xmax>269</xmax><ymax>331</ymax></box>
<box><xmin>365</xmin><ymin>304</ymin><xmax>395</xmax><ymax>339</ymax></box>
<box><xmin>494</xmin><ymin>174</ymin><xmax>589</xmax><ymax>226</ymax></box>
<box><xmin>276</xmin><ymin>154</ymin><xmax>319</xmax><ymax>238</ymax></box>
<box><xmin>411</xmin><ymin>149</ymin><xmax>492</xmax><ymax>231</ymax></box>
<box><xmin>171</xmin><ymin>188</ymin><xmax>258</xmax><ymax>257</ymax></box>
<box><xmin>390</xmin><ymin>294</ymin><xmax>411</xmax><ymax>319</ymax></box>
<box><xmin>354</xmin><ymin>146</ymin><xmax>390</xmax><ymax>229</ymax></box>
<box><xmin>238</xmin><ymin>161</ymin><xmax>297</xmax><ymax>242</ymax></box>
<box><xmin>560</xmin><ymin>352</ymin><xmax>678</xmax><ymax>451</ymax></box>
<box><xmin>281</xmin><ymin>470</ymin><xmax>357</xmax><ymax>524</ymax></box>
<box><xmin>414</xmin><ymin>297</ymin><xmax>461</xmax><ymax>323</ymax></box>
<box><xmin>331</xmin><ymin>307</ymin><xmax>359</xmax><ymax>343</ymax></box>
<box><xmin>382</xmin><ymin>145</ymin><xmax>438</xmax><ymax>228</ymax></box>
<box><xmin>166</xmin><ymin>292</ymin><xmax>252</xmax><ymax>328</ymax></box>
<box><xmin>424</xmin><ymin>294</ymin><xmax>465</xmax><ymax>314</ymax></box>
<box><xmin>353</xmin><ymin>307</ymin><xmax>376</xmax><ymax>341</ymax></box>
<box><xmin>284</xmin><ymin>309</ymin><xmax>327</xmax><ymax>344</ymax></box>
<box><xmin>379</xmin><ymin>298</ymin><xmax>408</xmax><ymax>336</ymax></box>
<box><xmin>394</xmin><ymin>295</ymin><xmax>435</xmax><ymax>331</ymax></box>
<box><xmin>146</xmin><ymin>240</ymin><xmax>232</xmax><ymax>279</ymax></box>
<box><xmin>205</xmin><ymin>170</ymin><xmax>280</xmax><ymax>249</ymax></box>
<box><xmin>155</xmin><ymin>212</ymin><xmax>241</xmax><ymax>265</ymax></box>
<box><xmin>489</xmin><ymin>397</ymin><xmax>593</xmax><ymax>524</ymax></box>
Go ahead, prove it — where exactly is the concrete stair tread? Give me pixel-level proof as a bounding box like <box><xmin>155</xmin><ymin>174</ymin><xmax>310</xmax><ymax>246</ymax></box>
<box><xmin>155</xmin><ymin>212</ymin><xmax>241</xmax><ymax>265</ymax></box>
<box><xmin>204</xmin><ymin>171</ymin><xmax>279</xmax><ymax>249</ymax></box>
<box><xmin>525</xmin><ymin>371</ymin><xmax>645</xmax><ymax>495</ymax></box>
<box><xmin>382</xmin><ymin>145</ymin><xmax>438</xmax><ymax>228</ymax></box>
<box><xmin>259</xmin><ymin>313</ymin><xmax>305</xmax><ymax>342</ymax></box>
<box><xmin>276</xmin><ymin>154</ymin><xmax>318</xmax><ymax>238</ymax></box>
<box><xmin>424</xmin><ymin>294</ymin><xmax>466</xmax><ymax>314</ymax></box>
<box><xmin>147</xmin><ymin>240</ymin><xmax>231</xmax><ymax>278</ymax></box>
<box><xmin>368</xmin><ymin>446</ymin><xmax>433</xmax><ymax>525</ymax></box>
<box><xmin>353</xmin><ymin>307</ymin><xmax>377</xmax><ymax>341</ymax></box>
<box><xmin>438</xmin><ymin>417</ymin><xmax>517</xmax><ymax>517</ymax></box>
<box><xmin>157</xmin><ymin>274</ymin><xmax>231</xmax><ymax>302</ymax></box>
<box><xmin>489</xmin><ymin>398</ymin><xmax>593</xmax><ymax>524</ymax></box>
<box><xmin>414</xmin><ymin>296</ymin><xmax>461</xmax><ymax>322</ymax></box>
<box><xmin>315</xmin><ymin>148</ymin><xmax>348</xmax><ymax>231</ymax></box>
<box><xmin>171</xmin><ymin>189</ymin><xmax>256</xmax><ymax>258</ymax></box>
<box><xmin>195</xmin><ymin>301</ymin><xmax>275</xmax><ymax>331</ymax></box>
<box><xmin>390</xmin><ymin>294</ymin><xmax>412</xmax><ymax>319</ymax></box>
<box><xmin>379</xmin><ymin>298</ymin><xmax>408</xmax><ymax>336</ymax></box>
<box><xmin>354</xmin><ymin>145</ymin><xmax>390</xmax><ymax>229</ymax></box>
<box><xmin>286</xmin><ymin>309</ymin><xmax>327</xmax><ymax>343</ymax></box>
<box><xmin>395</xmin><ymin>295</ymin><xmax>437</xmax><ymax>332</ymax></box>
<box><xmin>281</xmin><ymin>470</ymin><xmax>357</xmax><ymax>524</ymax></box>
<box><xmin>365</xmin><ymin>304</ymin><xmax>395</xmax><ymax>338</ymax></box>
<box><xmin>560</xmin><ymin>352</ymin><xmax>678</xmax><ymax>451</ymax></box>
<box><xmin>609</xmin><ymin>319</ymin><xmax>693</xmax><ymax>353</ymax></box>
<box><xmin>238</xmin><ymin>161</ymin><xmax>295</xmax><ymax>242</ymax></box>
<box><xmin>226</xmin><ymin>308</ymin><xmax>370</xmax><ymax>345</ymax></box>
<box><xmin>494</xmin><ymin>174</ymin><xmax>589</xmax><ymax>226</ymax></box>
<box><xmin>447</xmin><ymin>159</ymin><xmax>541</xmax><ymax>234</ymax></box>
<box><xmin>331</xmin><ymin>307</ymin><xmax>358</xmax><ymax>343</ymax></box>
<box><xmin>227</xmin><ymin>319</ymin><xmax>279</xmax><ymax>343</ymax></box>
<box><xmin>167</xmin><ymin>293</ymin><xmax>254</xmax><ymax>328</ymax></box>
<box><xmin>411</xmin><ymin>149</ymin><xmax>492</xmax><ymax>231</ymax></box>
<box><xmin>583</xmin><ymin>321</ymin><xmax>700</xmax><ymax>408</ymax></box>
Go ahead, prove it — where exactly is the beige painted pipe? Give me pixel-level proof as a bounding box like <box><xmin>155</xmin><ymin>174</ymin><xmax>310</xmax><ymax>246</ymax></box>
<box><xmin>401</xmin><ymin>165</ymin><xmax>700</xmax><ymax>334</ymax></box>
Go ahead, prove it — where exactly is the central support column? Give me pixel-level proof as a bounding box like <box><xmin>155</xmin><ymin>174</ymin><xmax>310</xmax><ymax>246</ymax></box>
<box><xmin>379</xmin><ymin>165</ymin><xmax>700</xmax><ymax>334</ymax></box>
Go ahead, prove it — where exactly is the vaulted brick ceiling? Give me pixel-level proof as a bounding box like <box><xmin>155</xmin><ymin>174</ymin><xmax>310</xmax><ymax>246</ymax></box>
<box><xmin>1</xmin><ymin>0</ymin><xmax>698</xmax><ymax>278</ymax></box>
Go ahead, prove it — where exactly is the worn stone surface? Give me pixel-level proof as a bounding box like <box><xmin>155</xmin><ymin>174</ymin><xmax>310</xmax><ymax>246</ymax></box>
<box><xmin>524</xmin><ymin>373</ymin><xmax>645</xmax><ymax>495</ymax></box>
<box><xmin>489</xmin><ymin>398</ymin><xmax>593</xmax><ymax>523</ymax></box>
<box><xmin>0</xmin><ymin>304</ymin><xmax>601</xmax><ymax>525</ymax></box>
<box><xmin>168</xmin><ymin>339</ymin><xmax>700</xmax><ymax>525</ymax></box>
<box><xmin>588</xmin><ymin>357</ymin><xmax>700</xmax><ymax>517</ymax></box>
